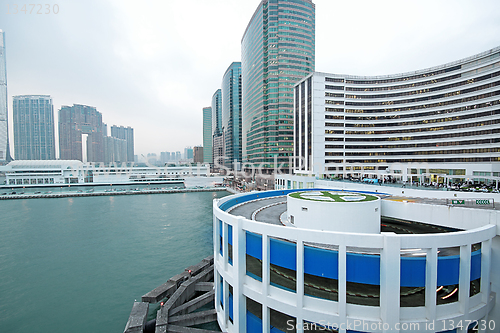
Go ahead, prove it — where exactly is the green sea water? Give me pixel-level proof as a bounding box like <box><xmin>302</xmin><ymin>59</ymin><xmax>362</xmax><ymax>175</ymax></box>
<box><xmin>0</xmin><ymin>190</ymin><xmax>228</xmax><ymax>332</ymax></box>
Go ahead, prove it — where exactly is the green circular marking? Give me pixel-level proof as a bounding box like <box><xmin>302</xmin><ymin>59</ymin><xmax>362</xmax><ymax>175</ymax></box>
<box><xmin>289</xmin><ymin>191</ymin><xmax>378</xmax><ymax>202</ymax></box>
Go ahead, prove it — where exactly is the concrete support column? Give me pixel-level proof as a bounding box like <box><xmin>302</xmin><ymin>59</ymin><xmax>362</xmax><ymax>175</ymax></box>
<box><xmin>233</xmin><ymin>217</ymin><xmax>246</xmax><ymax>332</ymax></box>
<box><xmin>213</xmin><ymin>213</ymin><xmax>218</xmax><ymax>261</ymax></box>
<box><xmin>425</xmin><ymin>247</ymin><xmax>438</xmax><ymax>322</ymax></box>
<box><xmin>458</xmin><ymin>244</ymin><xmax>471</xmax><ymax>327</ymax></box>
<box><xmin>338</xmin><ymin>243</ymin><xmax>347</xmax><ymax>333</ymax></box>
<box><xmin>480</xmin><ymin>238</ymin><xmax>492</xmax><ymax>306</ymax></box>
<box><xmin>296</xmin><ymin>238</ymin><xmax>304</xmax><ymax>332</ymax></box>
<box><xmin>223</xmin><ymin>222</ymin><xmax>229</xmax><ymax>272</ymax></box>
<box><xmin>380</xmin><ymin>233</ymin><xmax>400</xmax><ymax>333</ymax></box>
<box><xmin>215</xmin><ymin>270</ymin><xmax>221</xmax><ymax>327</ymax></box>
<box><xmin>262</xmin><ymin>232</ymin><xmax>270</xmax><ymax>333</ymax></box>
<box><xmin>224</xmin><ymin>278</ymin><xmax>230</xmax><ymax>326</ymax></box>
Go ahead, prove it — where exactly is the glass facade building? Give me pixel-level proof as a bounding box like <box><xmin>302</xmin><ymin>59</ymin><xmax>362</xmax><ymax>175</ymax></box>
<box><xmin>13</xmin><ymin>95</ymin><xmax>56</xmax><ymax>160</ymax></box>
<box><xmin>203</xmin><ymin>106</ymin><xmax>213</xmax><ymax>164</ymax></box>
<box><xmin>212</xmin><ymin>89</ymin><xmax>223</xmax><ymax>167</ymax></box>
<box><xmin>241</xmin><ymin>0</ymin><xmax>315</xmax><ymax>169</ymax></box>
<box><xmin>222</xmin><ymin>62</ymin><xmax>242</xmax><ymax>169</ymax></box>
<box><xmin>0</xmin><ymin>30</ymin><xmax>11</xmax><ymax>162</ymax></box>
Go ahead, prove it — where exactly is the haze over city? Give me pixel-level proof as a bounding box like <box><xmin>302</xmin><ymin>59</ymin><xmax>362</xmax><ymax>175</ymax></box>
<box><xmin>1</xmin><ymin>0</ymin><xmax>499</xmax><ymax>156</ymax></box>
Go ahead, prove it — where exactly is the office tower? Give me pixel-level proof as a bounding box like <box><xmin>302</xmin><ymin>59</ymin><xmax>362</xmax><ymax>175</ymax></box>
<box><xmin>193</xmin><ymin>146</ymin><xmax>204</xmax><ymax>164</ymax></box>
<box><xmin>13</xmin><ymin>95</ymin><xmax>56</xmax><ymax>160</ymax></box>
<box><xmin>184</xmin><ymin>147</ymin><xmax>193</xmax><ymax>160</ymax></box>
<box><xmin>241</xmin><ymin>0</ymin><xmax>315</xmax><ymax>170</ymax></box>
<box><xmin>222</xmin><ymin>62</ymin><xmax>242</xmax><ymax>169</ymax></box>
<box><xmin>0</xmin><ymin>30</ymin><xmax>11</xmax><ymax>162</ymax></box>
<box><xmin>203</xmin><ymin>106</ymin><xmax>213</xmax><ymax>164</ymax></box>
<box><xmin>175</xmin><ymin>151</ymin><xmax>181</xmax><ymax>161</ymax></box>
<box><xmin>59</xmin><ymin>104</ymin><xmax>104</xmax><ymax>162</ymax></box>
<box><xmin>212</xmin><ymin>89</ymin><xmax>223</xmax><ymax>167</ymax></box>
<box><xmin>111</xmin><ymin>125</ymin><xmax>134</xmax><ymax>162</ymax></box>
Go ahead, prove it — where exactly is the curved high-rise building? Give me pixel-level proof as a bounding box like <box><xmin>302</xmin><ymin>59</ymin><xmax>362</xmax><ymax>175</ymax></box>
<box><xmin>294</xmin><ymin>46</ymin><xmax>500</xmax><ymax>181</ymax></box>
<box><xmin>241</xmin><ymin>0</ymin><xmax>315</xmax><ymax>170</ymax></box>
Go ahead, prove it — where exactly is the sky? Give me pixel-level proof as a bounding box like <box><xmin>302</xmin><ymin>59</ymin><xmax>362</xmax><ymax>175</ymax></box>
<box><xmin>1</xmin><ymin>0</ymin><xmax>500</xmax><ymax>157</ymax></box>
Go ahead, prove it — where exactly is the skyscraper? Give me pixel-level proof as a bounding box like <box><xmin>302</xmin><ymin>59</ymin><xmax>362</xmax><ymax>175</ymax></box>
<box><xmin>13</xmin><ymin>95</ymin><xmax>56</xmax><ymax>160</ymax></box>
<box><xmin>0</xmin><ymin>30</ymin><xmax>12</xmax><ymax>163</ymax></box>
<box><xmin>110</xmin><ymin>125</ymin><xmax>134</xmax><ymax>162</ymax></box>
<box><xmin>184</xmin><ymin>146</ymin><xmax>193</xmax><ymax>160</ymax></box>
<box><xmin>193</xmin><ymin>146</ymin><xmax>204</xmax><ymax>164</ymax></box>
<box><xmin>59</xmin><ymin>104</ymin><xmax>104</xmax><ymax>162</ymax></box>
<box><xmin>203</xmin><ymin>106</ymin><xmax>213</xmax><ymax>164</ymax></box>
<box><xmin>222</xmin><ymin>62</ymin><xmax>242</xmax><ymax>169</ymax></box>
<box><xmin>103</xmin><ymin>135</ymin><xmax>127</xmax><ymax>164</ymax></box>
<box><xmin>241</xmin><ymin>0</ymin><xmax>315</xmax><ymax>170</ymax></box>
<box><xmin>212</xmin><ymin>89</ymin><xmax>223</xmax><ymax>167</ymax></box>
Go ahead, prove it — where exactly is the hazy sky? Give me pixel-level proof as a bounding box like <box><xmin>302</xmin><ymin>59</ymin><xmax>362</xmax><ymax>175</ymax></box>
<box><xmin>1</xmin><ymin>0</ymin><xmax>500</xmax><ymax>157</ymax></box>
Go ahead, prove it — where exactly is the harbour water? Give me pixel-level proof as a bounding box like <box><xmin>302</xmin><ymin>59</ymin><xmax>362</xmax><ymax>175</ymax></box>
<box><xmin>0</xmin><ymin>190</ymin><xmax>228</xmax><ymax>332</ymax></box>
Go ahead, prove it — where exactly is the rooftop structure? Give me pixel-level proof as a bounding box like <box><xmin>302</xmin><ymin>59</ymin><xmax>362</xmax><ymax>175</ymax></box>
<box><xmin>214</xmin><ymin>186</ymin><xmax>499</xmax><ymax>332</ymax></box>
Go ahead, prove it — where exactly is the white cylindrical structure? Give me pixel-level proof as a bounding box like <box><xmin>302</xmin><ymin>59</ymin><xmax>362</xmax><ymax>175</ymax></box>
<box><xmin>287</xmin><ymin>190</ymin><xmax>381</xmax><ymax>233</ymax></box>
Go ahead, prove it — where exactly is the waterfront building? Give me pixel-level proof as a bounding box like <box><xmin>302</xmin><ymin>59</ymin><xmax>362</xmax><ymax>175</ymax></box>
<box><xmin>59</xmin><ymin>104</ymin><xmax>104</xmax><ymax>162</ymax></box>
<box><xmin>214</xmin><ymin>185</ymin><xmax>499</xmax><ymax>332</ymax></box>
<box><xmin>241</xmin><ymin>0</ymin><xmax>315</xmax><ymax>170</ymax></box>
<box><xmin>292</xmin><ymin>47</ymin><xmax>500</xmax><ymax>183</ymax></box>
<box><xmin>222</xmin><ymin>62</ymin><xmax>242</xmax><ymax>170</ymax></box>
<box><xmin>212</xmin><ymin>89</ymin><xmax>224</xmax><ymax>168</ymax></box>
<box><xmin>111</xmin><ymin>125</ymin><xmax>134</xmax><ymax>163</ymax></box>
<box><xmin>0</xmin><ymin>30</ymin><xmax>12</xmax><ymax>163</ymax></box>
<box><xmin>193</xmin><ymin>146</ymin><xmax>204</xmax><ymax>163</ymax></box>
<box><xmin>203</xmin><ymin>106</ymin><xmax>213</xmax><ymax>164</ymax></box>
<box><xmin>0</xmin><ymin>160</ymin><xmax>209</xmax><ymax>186</ymax></box>
<box><xmin>13</xmin><ymin>95</ymin><xmax>56</xmax><ymax>160</ymax></box>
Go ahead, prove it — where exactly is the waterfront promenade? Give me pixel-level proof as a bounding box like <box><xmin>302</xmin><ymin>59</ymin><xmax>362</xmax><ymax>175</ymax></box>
<box><xmin>0</xmin><ymin>187</ymin><xmax>227</xmax><ymax>200</ymax></box>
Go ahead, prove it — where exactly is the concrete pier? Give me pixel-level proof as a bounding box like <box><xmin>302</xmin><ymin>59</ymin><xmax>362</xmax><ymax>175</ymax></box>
<box><xmin>124</xmin><ymin>256</ymin><xmax>220</xmax><ymax>333</ymax></box>
<box><xmin>0</xmin><ymin>187</ymin><xmax>227</xmax><ymax>201</ymax></box>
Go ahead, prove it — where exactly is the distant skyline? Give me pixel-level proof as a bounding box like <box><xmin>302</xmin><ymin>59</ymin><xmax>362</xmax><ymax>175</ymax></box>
<box><xmin>1</xmin><ymin>0</ymin><xmax>500</xmax><ymax>156</ymax></box>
